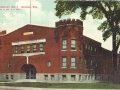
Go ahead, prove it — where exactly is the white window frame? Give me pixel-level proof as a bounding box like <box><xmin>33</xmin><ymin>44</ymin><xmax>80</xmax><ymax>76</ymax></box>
<box><xmin>62</xmin><ymin>57</ymin><xmax>67</xmax><ymax>68</ymax></box>
<box><xmin>71</xmin><ymin>39</ymin><xmax>76</xmax><ymax>50</ymax></box>
<box><xmin>33</xmin><ymin>43</ymin><xmax>36</xmax><ymax>52</ymax></box>
<box><xmin>40</xmin><ymin>43</ymin><xmax>43</xmax><ymax>52</ymax></box>
<box><xmin>62</xmin><ymin>39</ymin><xmax>67</xmax><ymax>50</ymax></box>
<box><xmin>71</xmin><ymin>57</ymin><xmax>76</xmax><ymax>68</ymax></box>
<box><xmin>14</xmin><ymin>45</ymin><xmax>18</xmax><ymax>54</ymax></box>
<box><xmin>21</xmin><ymin>45</ymin><xmax>24</xmax><ymax>53</ymax></box>
<box><xmin>27</xmin><ymin>44</ymin><xmax>30</xmax><ymax>53</ymax></box>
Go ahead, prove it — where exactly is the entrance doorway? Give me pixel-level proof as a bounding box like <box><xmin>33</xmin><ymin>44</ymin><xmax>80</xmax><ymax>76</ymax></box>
<box><xmin>21</xmin><ymin>64</ymin><xmax>36</xmax><ymax>79</ymax></box>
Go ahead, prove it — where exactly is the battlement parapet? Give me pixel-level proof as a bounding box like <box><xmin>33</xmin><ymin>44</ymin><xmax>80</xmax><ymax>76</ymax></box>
<box><xmin>55</xmin><ymin>19</ymin><xmax>83</xmax><ymax>27</ymax></box>
<box><xmin>0</xmin><ymin>30</ymin><xmax>6</xmax><ymax>36</ymax></box>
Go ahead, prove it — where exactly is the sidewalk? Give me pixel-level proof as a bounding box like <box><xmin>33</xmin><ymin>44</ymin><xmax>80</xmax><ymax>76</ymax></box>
<box><xmin>0</xmin><ymin>86</ymin><xmax>118</xmax><ymax>90</ymax></box>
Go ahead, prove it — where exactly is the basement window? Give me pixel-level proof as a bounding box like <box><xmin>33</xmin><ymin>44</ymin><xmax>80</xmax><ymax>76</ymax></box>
<box><xmin>51</xmin><ymin>75</ymin><xmax>55</xmax><ymax>81</ymax></box>
<box><xmin>44</xmin><ymin>75</ymin><xmax>48</xmax><ymax>80</ymax></box>
<box><xmin>11</xmin><ymin>75</ymin><xmax>13</xmax><ymax>79</ymax></box>
<box><xmin>6</xmin><ymin>75</ymin><xmax>8</xmax><ymax>79</ymax></box>
<box><xmin>62</xmin><ymin>75</ymin><xmax>67</xmax><ymax>81</ymax></box>
<box><xmin>71</xmin><ymin>75</ymin><xmax>76</xmax><ymax>81</ymax></box>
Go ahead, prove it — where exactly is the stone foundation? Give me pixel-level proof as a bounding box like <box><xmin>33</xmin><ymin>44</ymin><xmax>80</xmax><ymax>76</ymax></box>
<box><xmin>0</xmin><ymin>73</ymin><xmax>113</xmax><ymax>83</ymax></box>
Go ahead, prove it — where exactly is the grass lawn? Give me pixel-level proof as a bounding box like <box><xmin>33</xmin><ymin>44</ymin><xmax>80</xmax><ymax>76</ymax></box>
<box><xmin>0</xmin><ymin>82</ymin><xmax>120</xmax><ymax>89</ymax></box>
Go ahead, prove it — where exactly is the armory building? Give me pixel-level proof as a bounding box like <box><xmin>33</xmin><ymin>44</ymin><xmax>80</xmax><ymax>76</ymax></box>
<box><xmin>0</xmin><ymin>19</ymin><xmax>118</xmax><ymax>82</ymax></box>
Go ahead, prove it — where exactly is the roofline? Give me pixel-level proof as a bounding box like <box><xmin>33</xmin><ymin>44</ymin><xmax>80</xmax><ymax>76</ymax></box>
<box><xmin>83</xmin><ymin>35</ymin><xmax>101</xmax><ymax>44</ymax></box>
<box><xmin>4</xmin><ymin>24</ymin><xmax>55</xmax><ymax>36</ymax></box>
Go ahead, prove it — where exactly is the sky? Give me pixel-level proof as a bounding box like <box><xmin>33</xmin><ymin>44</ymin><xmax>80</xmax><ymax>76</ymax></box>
<box><xmin>0</xmin><ymin>0</ymin><xmax>119</xmax><ymax>52</ymax></box>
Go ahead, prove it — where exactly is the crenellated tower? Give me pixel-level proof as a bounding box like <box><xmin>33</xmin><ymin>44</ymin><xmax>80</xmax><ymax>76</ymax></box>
<box><xmin>55</xmin><ymin>19</ymin><xmax>83</xmax><ymax>42</ymax></box>
<box><xmin>55</xmin><ymin>19</ymin><xmax>83</xmax><ymax>28</ymax></box>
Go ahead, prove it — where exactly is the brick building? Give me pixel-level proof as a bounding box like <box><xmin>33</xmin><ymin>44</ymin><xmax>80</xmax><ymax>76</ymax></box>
<box><xmin>0</xmin><ymin>19</ymin><xmax>118</xmax><ymax>82</ymax></box>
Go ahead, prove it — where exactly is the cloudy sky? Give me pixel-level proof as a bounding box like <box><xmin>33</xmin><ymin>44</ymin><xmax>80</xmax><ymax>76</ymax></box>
<box><xmin>0</xmin><ymin>0</ymin><xmax>119</xmax><ymax>52</ymax></box>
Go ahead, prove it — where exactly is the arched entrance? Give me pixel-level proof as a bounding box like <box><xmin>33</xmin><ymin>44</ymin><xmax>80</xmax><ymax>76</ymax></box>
<box><xmin>21</xmin><ymin>64</ymin><xmax>36</xmax><ymax>79</ymax></box>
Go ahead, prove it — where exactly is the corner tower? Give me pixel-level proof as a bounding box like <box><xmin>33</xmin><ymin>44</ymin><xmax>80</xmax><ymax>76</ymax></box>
<box><xmin>55</xmin><ymin>19</ymin><xmax>83</xmax><ymax>42</ymax></box>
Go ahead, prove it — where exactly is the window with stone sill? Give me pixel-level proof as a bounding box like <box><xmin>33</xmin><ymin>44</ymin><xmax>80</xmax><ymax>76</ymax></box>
<box><xmin>21</xmin><ymin>45</ymin><xmax>24</xmax><ymax>53</ymax></box>
<box><xmin>14</xmin><ymin>45</ymin><xmax>18</xmax><ymax>54</ymax></box>
<box><xmin>62</xmin><ymin>39</ymin><xmax>67</xmax><ymax>50</ymax></box>
<box><xmin>40</xmin><ymin>43</ymin><xmax>44</xmax><ymax>52</ymax></box>
<box><xmin>71</xmin><ymin>57</ymin><xmax>76</xmax><ymax>68</ymax></box>
<box><xmin>33</xmin><ymin>43</ymin><xmax>36</xmax><ymax>52</ymax></box>
<box><xmin>62</xmin><ymin>57</ymin><xmax>67</xmax><ymax>68</ymax></box>
<box><xmin>71</xmin><ymin>39</ymin><xmax>76</xmax><ymax>50</ymax></box>
<box><xmin>27</xmin><ymin>44</ymin><xmax>30</xmax><ymax>53</ymax></box>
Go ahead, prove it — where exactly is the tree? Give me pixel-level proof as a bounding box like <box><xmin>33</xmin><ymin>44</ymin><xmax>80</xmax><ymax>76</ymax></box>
<box><xmin>55</xmin><ymin>1</ymin><xmax>120</xmax><ymax>71</ymax></box>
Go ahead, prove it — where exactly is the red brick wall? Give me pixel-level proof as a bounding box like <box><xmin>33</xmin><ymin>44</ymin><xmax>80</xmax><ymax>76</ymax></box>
<box><xmin>0</xmin><ymin>19</ymin><xmax>115</xmax><ymax>76</ymax></box>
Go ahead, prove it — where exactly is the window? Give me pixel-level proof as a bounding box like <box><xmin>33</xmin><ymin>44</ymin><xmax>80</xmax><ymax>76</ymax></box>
<box><xmin>6</xmin><ymin>75</ymin><xmax>8</xmax><ymax>79</ymax></box>
<box><xmin>85</xmin><ymin>44</ymin><xmax>87</xmax><ymax>50</ymax></box>
<box><xmin>33</xmin><ymin>43</ymin><xmax>36</xmax><ymax>52</ymax></box>
<box><xmin>71</xmin><ymin>57</ymin><xmax>76</xmax><ymax>67</ymax></box>
<box><xmin>96</xmin><ymin>63</ymin><xmax>97</xmax><ymax>67</ymax></box>
<box><xmin>91</xmin><ymin>46</ymin><xmax>93</xmax><ymax>51</ymax></box>
<box><xmin>91</xmin><ymin>60</ymin><xmax>93</xmax><ymax>65</ymax></box>
<box><xmin>62</xmin><ymin>39</ymin><xmax>67</xmax><ymax>50</ymax></box>
<box><xmin>14</xmin><ymin>45</ymin><xmax>18</xmax><ymax>54</ymax></box>
<box><xmin>62</xmin><ymin>57</ymin><xmax>67</xmax><ymax>67</ymax></box>
<box><xmin>86</xmin><ymin>60</ymin><xmax>94</xmax><ymax>69</ymax></box>
<box><xmin>40</xmin><ymin>43</ymin><xmax>43</xmax><ymax>52</ymax></box>
<box><xmin>21</xmin><ymin>45</ymin><xmax>24</xmax><ymax>53</ymax></box>
<box><xmin>62</xmin><ymin>75</ymin><xmax>67</xmax><ymax>81</ymax></box>
<box><xmin>88</xmin><ymin>45</ymin><xmax>90</xmax><ymax>50</ymax></box>
<box><xmin>11</xmin><ymin>75</ymin><xmax>13</xmax><ymax>79</ymax></box>
<box><xmin>8</xmin><ymin>62</ymin><xmax>11</xmax><ymax>68</ymax></box>
<box><xmin>71</xmin><ymin>75</ymin><xmax>76</xmax><ymax>81</ymax></box>
<box><xmin>71</xmin><ymin>39</ymin><xmax>76</xmax><ymax>50</ymax></box>
<box><xmin>47</xmin><ymin>61</ymin><xmax>51</xmax><ymax>67</ymax></box>
<box><xmin>27</xmin><ymin>44</ymin><xmax>30</xmax><ymax>53</ymax></box>
<box><xmin>44</xmin><ymin>75</ymin><xmax>48</xmax><ymax>80</ymax></box>
<box><xmin>51</xmin><ymin>75</ymin><xmax>55</xmax><ymax>81</ymax></box>
<box><xmin>79</xmin><ymin>57</ymin><xmax>82</xmax><ymax>69</ymax></box>
<box><xmin>79</xmin><ymin>75</ymin><xmax>82</xmax><ymax>81</ymax></box>
<box><xmin>95</xmin><ymin>48</ymin><xmax>97</xmax><ymax>52</ymax></box>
